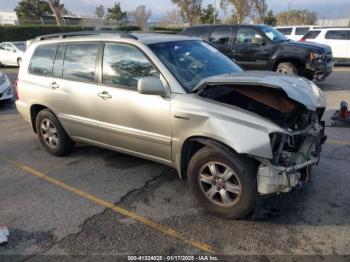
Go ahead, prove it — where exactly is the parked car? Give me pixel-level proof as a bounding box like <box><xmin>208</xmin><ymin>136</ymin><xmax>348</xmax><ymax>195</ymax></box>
<box><xmin>301</xmin><ymin>28</ymin><xmax>350</xmax><ymax>62</ymax></box>
<box><xmin>182</xmin><ymin>24</ymin><xmax>333</xmax><ymax>81</ymax></box>
<box><xmin>0</xmin><ymin>41</ymin><xmax>26</xmax><ymax>67</ymax></box>
<box><xmin>275</xmin><ymin>26</ymin><xmax>320</xmax><ymax>41</ymax></box>
<box><xmin>0</xmin><ymin>70</ymin><xmax>13</xmax><ymax>102</ymax></box>
<box><xmin>16</xmin><ymin>32</ymin><xmax>327</xmax><ymax>219</ymax></box>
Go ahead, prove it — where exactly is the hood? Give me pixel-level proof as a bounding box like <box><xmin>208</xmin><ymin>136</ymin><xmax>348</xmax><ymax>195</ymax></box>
<box><xmin>192</xmin><ymin>71</ymin><xmax>326</xmax><ymax>111</ymax></box>
<box><xmin>280</xmin><ymin>40</ymin><xmax>332</xmax><ymax>53</ymax></box>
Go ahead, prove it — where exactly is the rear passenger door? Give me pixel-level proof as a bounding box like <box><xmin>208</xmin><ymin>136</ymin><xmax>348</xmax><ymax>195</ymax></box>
<box><xmin>29</xmin><ymin>42</ymin><xmax>103</xmax><ymax>141</ymax></box>
<box><xmin>324</xmin><ymin>30</ymin><xmax>349</xmax><ymax>59</ymax></box>
<box><xmin>208</xmin><ymin>26</ymin><xmax>233</xmax><ymax>58</ymax></box>
<box><xmin>94</xmin><ymin>42</ymin><xmax>172</xmax><ymax>162</ymax></box>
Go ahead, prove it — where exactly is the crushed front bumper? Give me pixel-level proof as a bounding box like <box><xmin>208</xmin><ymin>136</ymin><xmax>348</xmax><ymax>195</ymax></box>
<box><xmin>306</xmin><ymin>59</ymin><xmax>334</xmax><ymax>81</ymax></box>
<box><xmin>257</xmin><ymin>119</ymin><xmax>326</xmax><ymax>195</ymax></box>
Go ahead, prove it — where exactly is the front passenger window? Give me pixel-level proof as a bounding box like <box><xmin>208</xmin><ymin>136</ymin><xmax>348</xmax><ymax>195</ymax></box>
<box><xmin>235</xmin><ymin>28</ymin><xmax>264</xmax><ymax>46</ymax></box>
<box><xmin>102</xmin><ymin>43</ymin><xmax>159</xmax><ymax>89</ymax></box>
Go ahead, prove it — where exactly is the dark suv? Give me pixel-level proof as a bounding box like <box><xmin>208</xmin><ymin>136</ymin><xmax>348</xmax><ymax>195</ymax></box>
<box><xmin>182</xmin><ymin>24</ymin><xmax>334</xmax><ymax>80</ymax></box>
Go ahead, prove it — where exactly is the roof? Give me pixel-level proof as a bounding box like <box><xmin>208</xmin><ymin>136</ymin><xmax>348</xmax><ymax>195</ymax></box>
<box><xmin>33</xmin><ymin>31</ymin><xmax>196</xmax><ymax>45</ymax></box>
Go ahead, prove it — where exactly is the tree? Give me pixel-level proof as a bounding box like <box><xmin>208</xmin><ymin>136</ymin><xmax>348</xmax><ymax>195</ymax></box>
<box><xmin>160</xmin><ymin>8</ymin><xmax>184</xmax><ymax>26</ymax></box>
<box><xmin>220</xmin><ymin>0</ymin><xmax>253</xmax><ymax>24</ymax></box>
<box><xmin>47</xmin><ymin>0</ymin><xmax>64</xmax><ymax>25</ymax></box>
<box><xmin>200</xmin><ymin>4</ymin><xmax>218</xmax><ymax>24</ymax></box>
<box><xmin>263</xmin><ymin>10</ymin><xmax>276</xmax><ymax>26</ymax></box>
<box><xmin>171</xmin><ymin>0</ymin><xmax>202</xmax><ymax>26</ymax></box>
<box><xmin>106</xmin><ymin>2</ymin><xmax>127</xmax><ymax>25</ymax></box>
<box><xmin>95</xmin><ymin>5</ymin><xmax>105</xmax><ymax>19</ymax></box>
<box><xmin>15</xmin><ymin>0</ymin><xmax>52</xmax><ymax>22</ymax></box>
<box><xmin>276</xmin><ymin>9</ymin><xmax>317</xmax><ymax>25</ymax></box>
<box><xmin>251</xmin><ymin>0</ymin><xmax>267</xmax><ymax>24</ymax></box>
<box><xmin>130</xmin><ymin>5</ymin><xmax>152</xmax><ymax>31</ymax></box>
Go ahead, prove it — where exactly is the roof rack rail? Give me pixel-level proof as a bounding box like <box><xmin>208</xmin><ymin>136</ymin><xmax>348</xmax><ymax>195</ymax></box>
<box><xmin>35</xmin><ymin>31</ymin><xmax>138</xmax><ymax>41</ymax></box>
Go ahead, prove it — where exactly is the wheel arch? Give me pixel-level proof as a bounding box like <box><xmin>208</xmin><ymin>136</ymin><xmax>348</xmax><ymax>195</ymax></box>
<box><xmin>179</xmin><ymin>136</ymin><xmax>240</xmax><ymax>179</ymax></box>
<box><xmin>30</xmin><ymin>104</ymin><xmax>57</xmax><ymax>133</ymax></box>
<box><xmin>273</xmin><ymin>57</ymin><xmax>304</xmax><ymax>72</ymax></box>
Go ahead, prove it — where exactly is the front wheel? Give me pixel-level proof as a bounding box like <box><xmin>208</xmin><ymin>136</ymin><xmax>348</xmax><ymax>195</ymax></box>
<box><xmin>187</xmin><ymin>146</ymin><xmax>256</xmax><ymax>219</ymax></box>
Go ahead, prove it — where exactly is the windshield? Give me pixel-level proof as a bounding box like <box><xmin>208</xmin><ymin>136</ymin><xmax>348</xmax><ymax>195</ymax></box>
<box><xmin>13</xmin><ymin>42</ymin><xmax>26</xmax><ymax>51</ymax></box>
<box><xmin>148</xmin><ymin>40</ymin><xmax>242</xmax><ymax>92</ymax></box>
<box><xmin>260</xmin><ymin>26</ymin><xmax>289</xmax><ymax>43</ymax></box>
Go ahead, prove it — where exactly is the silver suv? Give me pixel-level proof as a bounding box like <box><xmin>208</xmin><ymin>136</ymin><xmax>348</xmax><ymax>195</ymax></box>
<box><xmin>16</xmin><ymin>32</ymin><xmax>327</xmax><ymax>219</ymax></box>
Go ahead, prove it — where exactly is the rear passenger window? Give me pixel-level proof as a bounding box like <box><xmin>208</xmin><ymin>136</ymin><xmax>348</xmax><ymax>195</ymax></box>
<box><xmin>102</xmin><ymin>43</ymin><xmax>159</xmax><ymax>89</ymax></box>
<box><xmin>304</xmin><ymin>30</ymin><xmax>321</xmax><ymax>39</ymax></box>
<box><xmin>183</xmin><ymin>27</ymin><xmax>209</xmax><ymax>39</ymax></box>
<box><xmin>63</xmin><ymin>43</ymin><xmax>99</xmax><ymax>82</ymax></box>
<box><xmin>209</xmin><ymin>27</ymin><xmax>232</xmax><ymax>46</ymax></box>
<box><xmin>325</xmin><ymin>30</ymin><xmax>348</xmax><ymax>40</ymax></box>
<box><xmin>295</xmin><ymin>27</ymin><xmax>310</xmax><ymax>35</ymax></box>
<box><xmin>30</xmin><ymin>45</ymin><xmax>57</xmax><ymax>76</ymax></box>
<box><xmin>276</xmin><ymin>28</ymin><xmax>292</xmax><ymax>35</ymax></box>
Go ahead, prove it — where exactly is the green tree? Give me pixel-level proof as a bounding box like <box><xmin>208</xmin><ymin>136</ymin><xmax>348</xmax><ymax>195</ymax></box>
<box><xmin>263</xmin><ymin>10</ymin><xmax>276</xmax><ymax>26</ymax></box>
<box><xmin>47</xmin><ymin>0</ymin><xmax>64</xmax><ymax>25</ymax></box>
<box><xmin>200</xmin><ymin>4</ymin><xmax>218</xmax><ymax>24</ymax></box>
<box><xmin>171</xmin><ymin>0</ymin><xmax>203</xmax><ymax>26</ymax></box>
<box><xmin>220</xmin><ymin>0</ymin><xmax>252</xmax><ymax>24</ymax></box>
<box><xmin>15</xmin><ymin>0</ymin><xmax>52</xmax><ymax>22</ymax></box>
<box><xmin>107</xmin><ymin>2</ymin><xmax>127</xmax><ymax>25</ymax></box>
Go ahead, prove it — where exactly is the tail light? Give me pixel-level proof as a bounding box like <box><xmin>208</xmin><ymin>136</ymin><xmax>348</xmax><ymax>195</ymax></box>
<box><xmin>300</xmin><ymin>37</ymin><xmax>305</xmax><ymax>42</ymax></box>
<box><xmin>15</xmin><ymin>79</ymin><xmax>19</xmax><ymax>100</ymax></box>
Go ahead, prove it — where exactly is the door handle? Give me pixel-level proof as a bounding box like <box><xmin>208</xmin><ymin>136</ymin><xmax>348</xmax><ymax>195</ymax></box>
<box><xmin>49</xmin><ymin>82</ymin><xmax>59</xmax><ymax>89</ymax></box>
<box><xmin>98</xmin><ymin>91</ymin><xmax>112</xmax><ymax>100</ymax></box>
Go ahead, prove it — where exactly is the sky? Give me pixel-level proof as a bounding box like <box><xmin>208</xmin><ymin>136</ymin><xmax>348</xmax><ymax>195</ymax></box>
<box><xmin>0</xmin><ymin>0</ymin><xmax>349</xmax><ymax>20</ymax></box>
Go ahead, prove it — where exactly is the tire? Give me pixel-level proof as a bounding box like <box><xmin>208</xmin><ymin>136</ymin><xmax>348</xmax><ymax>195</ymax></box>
<box><xmin>276</xmin><ymin>62</ymin><xmax>298</xmax><ymax>76</ymax></box>
<box><xmin>187</xmin><ymin>146</ymin><xmax>256</xmax><ymax>219</ymax></box>
<box><xmin>17</xmin><ymin>58</ymin><xmax>22</xmax><ymax>67</ymax></box>
<box><xmin>36</xmin><ymin>109</ymin><xmax>74</xmax><ymax>156</ymax></box>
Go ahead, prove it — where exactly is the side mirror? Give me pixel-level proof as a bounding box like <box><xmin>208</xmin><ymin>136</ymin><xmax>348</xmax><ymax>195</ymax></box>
<box><xmin>137</xmin><ymin>77</ymin><xmax>166</xmax><ymax>96</ymax></box>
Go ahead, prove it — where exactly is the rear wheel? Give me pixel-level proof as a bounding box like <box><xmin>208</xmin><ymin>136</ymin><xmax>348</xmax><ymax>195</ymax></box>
<box><xmin>276</xmin><ymin>62</ymin><xmax>298</xmax><ymax>76</ymax></box>
<box><xmin>36</xmin><ymin>109</ymin><xmax>74</xmax><ymax>156</ymax></box>
<box><xmin>187</xmin><ymin>146</ymin><xmax>256</xmax><ymax>219</ymax></box>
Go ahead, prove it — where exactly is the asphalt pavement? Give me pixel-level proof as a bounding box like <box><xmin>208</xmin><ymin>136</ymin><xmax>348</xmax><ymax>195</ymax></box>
<box><xmin>0</xmin><ymin>67</ymin><xmax>349</xmax><ymax>260</ymax></box>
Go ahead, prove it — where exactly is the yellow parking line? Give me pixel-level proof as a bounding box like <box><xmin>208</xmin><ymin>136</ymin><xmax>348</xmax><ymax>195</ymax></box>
<box><xmin>327</xmin><ymin>139</ymin><xmax>350</xmax><ymax>146</ymax></box>
<box><xmin>5</xmin><ymin>159</ymin><xmax>214</xmax><ymax>254</ymax></box>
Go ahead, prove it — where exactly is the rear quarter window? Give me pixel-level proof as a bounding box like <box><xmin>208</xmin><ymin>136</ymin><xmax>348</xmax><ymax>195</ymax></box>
<box><xmin>30</xmin><ymin>45</ymin><xmax>58</xmax><ymax>76</ymax></box>
<box><xmin>325</xmin><ymin>30</ymin><xmax>348</xmax><ymax>40</ymax></box>
<box><xmin>276</xmin><ymin>28</ymin><xmax>292</xmax><ymax>35</ymax></box>
<box><xmin>303</xmin><ymin>30</ymin><xmax>321</xmax><ymax>39</ymax></box>
<box><xmin>295</xmin><ymin>27</ymin><xmax>310</xmax><ymax>35</ymax></box>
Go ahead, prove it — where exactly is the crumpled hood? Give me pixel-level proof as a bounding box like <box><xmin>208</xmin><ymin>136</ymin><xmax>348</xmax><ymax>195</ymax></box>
<box><xmin>192</xmin><ymin>71</ymin><xmax>326</xmax><ymax>111</ymax></box>
<box><xmin>280</xmin><ymin>41</ymin><xmax>332</xmax><ymax>53</ymax></box>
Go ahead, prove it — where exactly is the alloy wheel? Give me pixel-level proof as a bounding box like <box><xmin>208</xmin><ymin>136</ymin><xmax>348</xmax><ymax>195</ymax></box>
<box><xmin>40</xmin><ymin>119</ymin><xmax>59</xmax><ymax>148</ymax></box>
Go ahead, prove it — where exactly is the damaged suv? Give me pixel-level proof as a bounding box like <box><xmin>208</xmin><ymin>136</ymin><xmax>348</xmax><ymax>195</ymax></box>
<box><xmin>16</xmin><ymin>32</ymin><xmax>326</xmax><ymax>219</ymax></box>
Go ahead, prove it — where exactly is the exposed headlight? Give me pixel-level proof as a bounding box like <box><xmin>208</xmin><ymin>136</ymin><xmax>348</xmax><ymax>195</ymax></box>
<box><xmin>309</xmin><ymin>52</ymin><xmax>323</xmax><ymax>61</ymax></box>
<box><xmin>6</xmin><ymin>87</ymin><xmax>12</xmax><ymax>95</ymax></box>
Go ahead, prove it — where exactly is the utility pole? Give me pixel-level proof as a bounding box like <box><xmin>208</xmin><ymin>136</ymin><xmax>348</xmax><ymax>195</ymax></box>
<box><xmin>213</xmin><ymin>0</ymin><xmax>216</xmax><ymax>24</ymax></box>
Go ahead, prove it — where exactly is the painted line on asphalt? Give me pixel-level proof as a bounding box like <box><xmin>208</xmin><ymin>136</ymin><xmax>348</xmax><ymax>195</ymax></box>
<box><xmin>4</xmin><ymin>158</ymin><xmax>214</xmax><ymax>254</ymax></box>
<box><xmin>327</xmin><ymin>139</ymin><xmax>350</xmax><ymax>146</ymax></box>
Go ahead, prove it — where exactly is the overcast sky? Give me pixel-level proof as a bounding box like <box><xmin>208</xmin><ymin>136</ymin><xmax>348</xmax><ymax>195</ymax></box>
<box><xmin>0</xmin><ymin>0</ymin><xmax>349</xmax><ymax>20</ymax></box>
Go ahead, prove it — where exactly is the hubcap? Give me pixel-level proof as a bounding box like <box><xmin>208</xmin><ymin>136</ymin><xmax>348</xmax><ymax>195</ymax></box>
<box><xmin>198</xmin><ymin>162</ymin><xmax>242</xmax><ymax>207</ymax></box>
<box><xmin>277</xmin><ymin>67</ymin><xmax>292</xmax><ymax>75</ymax></box>
<box><xmin>40</xmin><ymin>119</ymin><xmax>59</xmax><ymax>148</ymax></box>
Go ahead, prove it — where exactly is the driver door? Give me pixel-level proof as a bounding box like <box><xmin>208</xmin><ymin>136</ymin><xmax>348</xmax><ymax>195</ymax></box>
<box><xmin>94</xmin><ymin>42</ymin><xmax>172</xmax><ymax>162</ymax></box>
<box><xmin>231</xmin><ymin>27</ymin><xmax>271</xmax><ymax>70</ymax></box>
